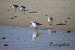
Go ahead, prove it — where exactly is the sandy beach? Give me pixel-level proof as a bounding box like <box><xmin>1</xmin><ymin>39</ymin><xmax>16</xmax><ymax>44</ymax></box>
<box><xmin>0</xmin><ymin>0</ymin><xmax>75</xmax><ymax>50</ymax></box>
<box><xmin>0</xmin><ymin>0</ymin><xmax>75</xmax><ymax>30</ymax></box>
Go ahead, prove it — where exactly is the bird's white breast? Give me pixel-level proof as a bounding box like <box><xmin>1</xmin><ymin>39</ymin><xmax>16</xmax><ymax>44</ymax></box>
<box><xmin>48</xmin><ymin>18</ymin><xmax>51</xmax><ymax>22</ymax></box>
<box><xmin>32</xmin><ymin>22</ymin><xmax>37</xmax><ymax>27</ymax></box>
<box><xmin>12</xmin><ymin>5</ymin><xmax>15</xmax><ymax>8</ymax></box>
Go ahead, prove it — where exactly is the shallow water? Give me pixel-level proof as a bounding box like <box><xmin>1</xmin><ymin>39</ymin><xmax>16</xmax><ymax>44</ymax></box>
<box><xmin>0</xmin><ymin>25</ymin><xmax>75</xmax><ymax>50</ymax></box>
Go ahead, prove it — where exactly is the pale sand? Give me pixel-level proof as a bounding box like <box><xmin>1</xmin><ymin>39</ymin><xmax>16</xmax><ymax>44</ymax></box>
<box><xmin>0</xmin><ymin>0</ymin><xmax>75</xmax><ymax>30</ymax></box>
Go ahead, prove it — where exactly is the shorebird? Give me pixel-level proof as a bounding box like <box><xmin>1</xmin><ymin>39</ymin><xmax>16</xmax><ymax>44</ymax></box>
<box><xmin>11</xmin><ymin>4</ymin><xmax>19</xmax><ymax>12</ymax></box>
<box><xmin>48</xmin><ymin>17</ymin><xmax>53</xmax><ymax>25</ymax></box>
<box><xmin>19</xmin><ymin>6</ymin><xmax>26</xmax><ymax>13</ymax></box>
<box><xmin>30</xmin><ymin>21</ymin><xmax>42</xmax><ymax>31</ymax></box>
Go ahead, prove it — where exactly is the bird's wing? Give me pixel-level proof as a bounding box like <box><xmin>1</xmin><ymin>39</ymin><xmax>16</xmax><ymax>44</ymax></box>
<box><xmin>34</xmin><ymin>22</ymin><xmax>42</xmax><ymax>25</ymax></box>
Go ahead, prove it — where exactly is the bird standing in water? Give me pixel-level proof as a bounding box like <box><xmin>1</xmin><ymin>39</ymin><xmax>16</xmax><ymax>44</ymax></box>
<box><xmin>30</xmin><ymin>21</ymin><xmax>42</xmax><ymax>31</ymax></box>
<box><xmin>47</xmin><ymin>17</ymin><xmax>53</xmax><ymax>35</ymax></box>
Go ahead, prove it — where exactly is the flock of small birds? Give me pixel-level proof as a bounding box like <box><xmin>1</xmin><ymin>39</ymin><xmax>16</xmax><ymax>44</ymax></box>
<box><xmin>10</xmin><ymin>4</ymin><xmax>54</xmax><ymax>31</ymax></box>
<box><xmin>11</xmin><ymin>4</ymin><xmax>26</xmax><ymax>12</ymax></box>
<box><xmin>30</xmin><ymin>15</ymin><xmax>72</xmax><ymax>41</ymax></box>
<box><xmin>0</xmin><ymin>4</ymin><xmax>72</xmax><ymax>47</ymax></box>
<box><xmin>9</xmin><ymin>4</ymin><xmax>72</xmax><ymax>41</ymax></box>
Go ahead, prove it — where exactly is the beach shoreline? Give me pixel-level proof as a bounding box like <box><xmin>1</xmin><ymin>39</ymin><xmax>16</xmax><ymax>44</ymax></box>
<box><xmin>0</xmin><ymin>0</ymin><xmax>75</xmax><ymax>30</ymax></box>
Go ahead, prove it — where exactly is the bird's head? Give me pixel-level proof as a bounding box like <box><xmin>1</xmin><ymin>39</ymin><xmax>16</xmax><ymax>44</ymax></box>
<box><xmin>11</xmin><ymin>4</ymin><xmax>14</xmax><ymax>7</ymax></box>
<box><xmin>30</xmin><ymin>21</ymin><xmax>34</xmax><ymax>24</ymax></box>
<box><xmin>49</xmin><ymin>17</ymin><xmax>51</xmax><ymax>18</ymax></box>
<box><xmin>31</xmin><ymin>21</ymin><xmax>34</xmax><ymax>23</ymax></box>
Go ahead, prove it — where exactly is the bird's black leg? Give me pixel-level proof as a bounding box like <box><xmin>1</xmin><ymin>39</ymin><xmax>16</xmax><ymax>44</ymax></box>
<box><xmin>14</xmin><ymin>8</ymin><xmax>16</xmax><ymax>12</ymax></box>
<box><xmin>23</xmin><ymin>10</ymin><xmax>25</xmax><ymax>13</ymax></box>
<box><xmin>21</xmin><ymin>10</ymin><xmax>24</xmax><ymax>13</ymax></box>
<box><xmin>35</xmin><ymin>27</ymin><xmax>38</xmax><ymax>32</ymax></box>
<box><xmin>21</xmin><ymin>10</ymin><xmax>23</xmax><ymax>13</ymax></box>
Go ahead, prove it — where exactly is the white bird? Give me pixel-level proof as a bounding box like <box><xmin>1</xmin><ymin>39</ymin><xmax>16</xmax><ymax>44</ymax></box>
<box><xmin>19</xmin><ymin>6</ymin><xmax>26</xmax><ymax>13</ymax></box>
<box><xmin>30</xmin><ymin>21</ymin><xmax>42</xmax><ymax>31</ymax></box>
<box><xmin>32</xmin><ymin>32</ymin><xmax>40</xmax><ymax>41</ymax></box>
<box><xmin>48</xmin><ymin>17</ymin><xmax>53</xmax><ymax>25</ymax></box>
<box><xmin>11</xmin><ymin>4</ymin><xmax>19</xmax><ymax>12</ymax></box>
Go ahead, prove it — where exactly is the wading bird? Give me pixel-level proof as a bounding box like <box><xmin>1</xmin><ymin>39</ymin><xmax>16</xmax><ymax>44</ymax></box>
<box><xmin>19</xmin><ymin>6</ymin><xmax>26</xmax><ymax>13</ymax></box>
<box><xmin>48</xmin><ymin>17</ymin><xmax>53</xmax><ymax>25</ymax></box>
<box><xmin>30</xmin><ymin>21</ymin><xmax>42</xmax><ymax>31</ymax></box>
<box><xmin>11</xmin><ymin>4</ymin><xmax>19</xmax><ymax>12</ymax></box>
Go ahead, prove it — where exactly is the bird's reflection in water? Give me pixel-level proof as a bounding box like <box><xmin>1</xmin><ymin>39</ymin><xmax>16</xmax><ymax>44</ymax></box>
<box><xmin>32</xmin><ymin>31</ymin><xmax>40</xmax><ymax>41</ymax></box>
<box><xmin>48</xmin><ymin>28</ymin><xmax>53</xmax><ymax>35</ymax></box>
